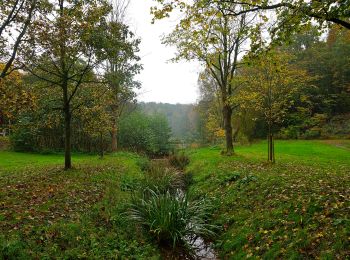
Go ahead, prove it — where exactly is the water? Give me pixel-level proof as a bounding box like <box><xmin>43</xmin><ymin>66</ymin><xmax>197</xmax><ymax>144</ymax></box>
<box><xmin>190</xmin><ymin>236</ymin><xmax>217</xmax><ymax>259</ymax></box>
<box><xmin>177</xmin><ymin>190</ymin><xmax>218</xmax><ymax>260</ymax></box>
<box><xmin>151</xmin><ymin>159</ymin><xmax>218</xmax><ymax>259</ymax></box>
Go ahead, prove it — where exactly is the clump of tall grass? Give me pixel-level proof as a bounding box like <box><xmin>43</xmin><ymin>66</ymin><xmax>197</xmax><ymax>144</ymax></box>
<box><xmin>129</xmin><ymin>188</ymin><xmax>216</xmax><ymax>248</ymax></box>
<box><xmin>169</xmin><ymin>153</ymin><xmax>190</xmax><ymax>170</ymax></box>
<box><xmin>141</xmin><ymin>163</ymin><xmax>184</xmax><ymax>194</ymax></box>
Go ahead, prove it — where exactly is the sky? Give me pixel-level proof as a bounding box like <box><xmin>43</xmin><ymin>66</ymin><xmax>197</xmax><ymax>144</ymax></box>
<box><xmin>127</xmin><ymin>0</ymin><xmax>201</xmax><ymax>104</ymax></box>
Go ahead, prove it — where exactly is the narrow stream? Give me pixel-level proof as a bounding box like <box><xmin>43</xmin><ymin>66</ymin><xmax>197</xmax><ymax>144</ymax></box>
<box><xmin>176</xmin><ymin>188</ymin><xmax>217</xmax><ymax>259</ymax></box>
<box><xmin>189</xmin><ymin>235</ymin><xmax>217</xmax><ymax>259</ymax></box>
<box><xmin>151</xmin><ymin>158</ymin><xmax>218</xmax><ymax>259</ymax></box>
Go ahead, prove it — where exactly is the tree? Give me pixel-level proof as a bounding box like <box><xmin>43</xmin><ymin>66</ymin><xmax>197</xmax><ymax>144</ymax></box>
<box><xmin>221</xmin><ymin>0</ymin><xmax>350</xmax><ymax>30</ymax></box>
<box><xmin>100</xmin><ymin>5</ymin><xmax>142</xmax><ymax>152</ymax></box>
<box><xmin>162</xmin><ymin>4</ymin><xmax>253</xmax><ymax>155</ymax></box>
<box><xmin>76</xmin><ymin>85</ymin><xmax>112</xmax><ymax>158</ymax></box>
<box><xmin>22</xmin><ymin>0</ymin><xmax>111</xmax><ymax>169</ymax></box>
<box><xmin>235</xmin><ymin>51</ymin><xmax>310</xmax><ymax>162</ymax></box>
<box><xmin>0</xmin><ymin>0</ymin><xmax>38</xmax><ymax>78</ymax></box>
<box><xmin>196</xmin><ymin>70</ymin><xmax>224</xmax><ymax>143</ymax></box>
<box><xmin>0</xmin><ymin>64</ymin><xmax>36</xmax><ymax>131</ymax></box>
<box><xmin>153</xmin><ymin>0</ymin><xmax>350</xmax><ymax>48</ymax></box>
<box><xmin>118</xmin><ymin>111</ymin><xmax>171</xmax><ymax>156</ymax></box>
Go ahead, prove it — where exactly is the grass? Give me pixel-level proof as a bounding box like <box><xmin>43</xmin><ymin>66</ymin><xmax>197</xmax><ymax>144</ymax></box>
<box><xmin>128</xmin><ymin>161</ymin><xmax>217</xmax><ymax>256</ymax></box>
<box><xmin>1</xmin><ymin>140</ymin><xmax>349</xmax><ymax>258</ymax></box>
<box><xmin>234</xmin><ymin>140</ymin><xmax>350</xmax><ymax>166</ymax></box>
<box><xmin>186</xmin><ymin>140</ymin><xmax>350</xmax><ymax>259</ymax></box>
<box><xmin>0</xmin><ymin>151</ymin><xmax>160</xmax><ymax>259</ymax></box>
<box><xmin>168</xmin><ymin>153</ymin><xmax>190</xmax><ymax>170</ymax></box>
<box><xmin>0</xmin><ymin>151</ymin><xmax>96</xmax><ymax>172</ymax></box>
<box><xmin>129</xmin><ymin>188</ymin><xmax>215</xmax><ymax>250</ymax></box>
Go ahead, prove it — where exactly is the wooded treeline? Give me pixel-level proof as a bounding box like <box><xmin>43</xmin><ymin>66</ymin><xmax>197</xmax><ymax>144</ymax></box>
<box><xmin>153</xmin><ymin>0</ymin><xmax>350</xmax><ymax>161</ymax></box>
<box><xmin>0</xmin><ymin>0</ymin><xmax>173</xmax><ymax>168</ymax></box>
<box><xmin>141</xmin><ymin>25</ymin><xmax>350</xmax><ymax>147</ymax></box>
<box><xmin>197</xmin><ymin>26</ymin><xmax>350</xmax><ymax>144</ymax></box>
<box><xmin>1</xmin><ymin>0</ymin><xmax>350</xmax><ymax>167</ymax></box>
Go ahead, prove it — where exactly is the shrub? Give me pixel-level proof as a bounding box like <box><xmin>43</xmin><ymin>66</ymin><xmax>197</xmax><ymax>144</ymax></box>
<box><xmin>278</xmin><ymin>126</ymin><xmax>300</xmax><ymax>139</ymax></box>
<box><xmin>169</xmin><ymin>153</ymin><xmax>190</xmax><ymax>171</ymax></box>
<box><xmin>129</xmin><ymin>188</ymin><xmax>216</xmax><ymax>248</ymax></box>
<box><xmin>0</xmin><ymin>136</ymin><xmax>10</xmax><ymax>151</ymax></box>
<box><xmin>10</xmin><ymin>127</ymin><xmax>38</xmax><ymax>152</ymax></box>
<box><xmin>303</xmin><ymin>128</ymin><xmax>321</xmax><ymax>139</ymax></box>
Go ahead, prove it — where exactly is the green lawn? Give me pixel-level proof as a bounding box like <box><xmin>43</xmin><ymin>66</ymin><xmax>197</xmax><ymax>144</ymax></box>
<box><xmin>234</xmin><ymin>140</ymin><xmax>350</xmax><ymax>166</ymax></box>
<box><xmin>186</xmin><ymin>140</ymin><xmax>350</xmax><ymax>259</ymax></box>
<box><xmin>0</xmin><ymin>151</ymin><xmax>96</xmax><ymax>172</ymax></box>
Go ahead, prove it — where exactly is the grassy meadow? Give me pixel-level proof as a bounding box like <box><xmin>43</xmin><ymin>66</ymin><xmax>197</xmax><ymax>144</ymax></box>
<box><xmin>0</xmin><ymin>140</ymin><xmax>349</xmax><ymax>258</ymax></box>
<box><xmin>0</xmin><ymin>152</ymin><xmax>160</xmax><ymax>259</ymax></box>
<box><xmin>186</xmin><ymin>140</ymin><xmax>350</xmax><ymax>259</ymax></box>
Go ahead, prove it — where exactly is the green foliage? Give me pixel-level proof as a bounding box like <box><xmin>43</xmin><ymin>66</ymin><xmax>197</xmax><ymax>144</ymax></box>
<box><xmin>118</xmin><ymin>111</ymin><xmax>172</xmax><ymax>156</ymax></box>
<box><xmin>169</xmin><ymin>153</ymin><xmax>190</xmax><ymax>170</ymax></box>
<box><xmin>0</xmin><ymin>235</ymin><xmax>28</xmax><ymax>259</ymax></box>
<box><xmin>10</xmin><ymin>124</ymin><xmax>38</xmax><ymax>152</ymax></box>
<box><xmin>278</xmin><ymin>126</ymin><xmax>300</xmax><ymax>139</ymax></box>
<box><xmin>303</xmin><ymin>129</ymin><xmax>321</xmax><ymax>139</ymax></box>
<box><xmin>120</xmin><ymin>174</ymin><xmax>140</xmax><ymax>191</ymax></box>
<box><xmin>140</xmin><ymin>102</ymin><xmax>200</xmax><ymax>142</ymax></box>
<box><xmin>136</xmin><ymin>156</ymin><xmax>151</xmax><ymax>172</ymax></box>
<box><xmin>321</xmin><ymin>114</ymin><xmax>350</xmax><ymax>139</ymax></box>
<box><xmin>0</xmin><ymin>136</ymin><xmax>9</xmax><ymax>151</ymax></box>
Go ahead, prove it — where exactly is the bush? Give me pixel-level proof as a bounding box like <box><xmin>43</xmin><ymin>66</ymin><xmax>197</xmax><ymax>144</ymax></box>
<box><xmin>278</xmin><ymin>126</ymin><xmax>300</xmax><ymax>139</ymax></box>
<box><xmin>10</xmin><ymin>127</ymin><xmax>38</xmax><ymax>152</ymax></box>
<box><xmin>183</xmin><ymin>171</ymin><xmax>194</xmax><ymax>188</ymax></box>
<box><xmin>303</xmin><ymin>128</ymin><xmax>321</xmax><ymax>139</ymax></box>
<box><xmin>129</xmin><ymin>188</ymin><xmax>216</xmax><ymax>248</ymax></box>
<box><xmin>169</xmin><ymin>153</ymin><xmax>190</xmax><ymax>171</ymax></box>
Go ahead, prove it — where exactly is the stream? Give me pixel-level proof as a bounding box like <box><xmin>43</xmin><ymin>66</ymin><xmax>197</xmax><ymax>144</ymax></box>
<box><xmin>174</xmin><ymin>184</ymin><xmax>217</xmax><ymax>259</ymax></box>
<box><xmin>151</xmin><ymin>158</ymin><xmax>218</xmax><ymax>259</ymax></box>
<box><xmin>189</xmin><ymin>236</ymin><xmax>217</xmax><ymax>259</ymax></box>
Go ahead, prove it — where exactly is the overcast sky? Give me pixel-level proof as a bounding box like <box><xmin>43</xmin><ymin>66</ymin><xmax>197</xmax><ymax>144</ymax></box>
<box><xmin>127</xmin><ymin>0</ymin><xmax>201</xmax><ymax>104</ymax></box>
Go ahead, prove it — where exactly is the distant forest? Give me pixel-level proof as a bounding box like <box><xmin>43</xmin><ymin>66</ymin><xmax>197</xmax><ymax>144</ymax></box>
<box><xmin>139</xmin><ymin>102</ymin><xmax>199</xmax><ymax>142</ymax></box>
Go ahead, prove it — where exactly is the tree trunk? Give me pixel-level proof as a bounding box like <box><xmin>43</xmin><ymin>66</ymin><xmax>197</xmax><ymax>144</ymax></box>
<box><xmin>223</xmin><ymin>104</ymin><xmax>234</xmax><ymax>155</ymax></box>
<box><xmin>111</xmin><ymin>119</ymin><xmax>118</xmax><ymax>152</ymax></box>
<box><xmin>267</xmin><ymin>124</ymin><xmax>275</xmax><ymax>163</ymax></box>
<box><xmin>100</xmin><ymin>131</ymin><xmax>104</xmax><ymax>158</ymax></box>
<box><xmin>64</xmin><ymin>108</ymin><xmax>72</xmax><ymax>169</ymax></box>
